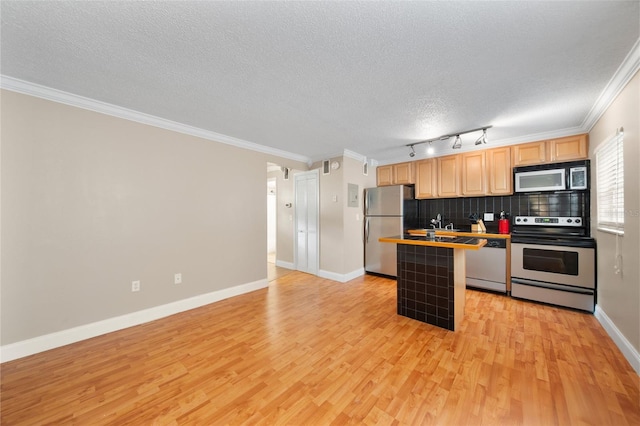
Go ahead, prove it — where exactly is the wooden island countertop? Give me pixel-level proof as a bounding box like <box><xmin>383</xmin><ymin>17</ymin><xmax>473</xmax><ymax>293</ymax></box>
<box><xmin>379</xmin><ymin>234</ymin><xmax>487</xmax><ymax>250</ymax></box>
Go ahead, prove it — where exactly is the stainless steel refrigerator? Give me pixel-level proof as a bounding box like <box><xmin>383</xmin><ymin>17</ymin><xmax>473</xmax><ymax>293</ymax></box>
<box><xmin>364</xmin><ymin>185</ymin><xmax>417</xmax><ymax>277</ymax></box>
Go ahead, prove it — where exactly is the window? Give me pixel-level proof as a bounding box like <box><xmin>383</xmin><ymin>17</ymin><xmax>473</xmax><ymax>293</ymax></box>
<box><xmin>595</xmin><ymin>128</ymin><xmax>624</xmax><ymax>234</ymax></box>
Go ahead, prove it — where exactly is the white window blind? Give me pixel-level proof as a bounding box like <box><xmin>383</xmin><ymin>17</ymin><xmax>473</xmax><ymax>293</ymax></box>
<box><xmin>596</xmin><ymin>129</ymin><xmax>624</xmax><ymax>234</ymax></box>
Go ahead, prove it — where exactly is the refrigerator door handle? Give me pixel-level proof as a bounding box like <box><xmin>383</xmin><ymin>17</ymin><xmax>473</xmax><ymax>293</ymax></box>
<box><xmin>364</xmin><ymin>218</ymin><xmax>370</xmax><ymax>243</ymax></box>
<box><xmin>364</xmin><ymin>190</ymin><xmax>369</xmax><ymax>215</ymax></box>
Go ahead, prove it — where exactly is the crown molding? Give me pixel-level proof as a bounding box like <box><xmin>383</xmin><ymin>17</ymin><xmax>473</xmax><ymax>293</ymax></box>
<box><xmin>342</xmin><ymin>149</ymin><xmax>367</xmax><ymax>163</ymax></box>
<box><xmin>582</xmin><ymin>37</ymin><xmax>640</xmax><ymax>131</ymax></box>
<box><xmin>0</xmin><ymin>75</ymin><xmax>311</xmax><ymax>164</ymax></box>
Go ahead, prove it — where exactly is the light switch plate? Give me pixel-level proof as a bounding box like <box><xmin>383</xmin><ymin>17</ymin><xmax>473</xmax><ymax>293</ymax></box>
<box><xmin>484</xmin><ymin>212</ymin><xmax>494</xmax><ymax>222</ymax></box>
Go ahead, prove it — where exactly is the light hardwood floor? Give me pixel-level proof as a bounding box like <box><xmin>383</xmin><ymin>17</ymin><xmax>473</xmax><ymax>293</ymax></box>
<box><xmin>2</xmin><ymin>272</ymin><xmax>639</xmax><ymax>425</ymax></box>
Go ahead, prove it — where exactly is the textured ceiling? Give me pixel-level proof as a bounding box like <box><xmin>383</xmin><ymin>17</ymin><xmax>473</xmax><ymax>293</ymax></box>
<box><xmin>1</xmin><ymin>1</ymin><xmax>639</xmax><ymax>164</ymax></box>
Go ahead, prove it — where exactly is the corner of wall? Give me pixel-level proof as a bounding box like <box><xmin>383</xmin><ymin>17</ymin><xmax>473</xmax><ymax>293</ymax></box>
<box><xmin>595</xmin><ymin>305</ymin><xmax>640</xmax><ymax>375</ymax></box>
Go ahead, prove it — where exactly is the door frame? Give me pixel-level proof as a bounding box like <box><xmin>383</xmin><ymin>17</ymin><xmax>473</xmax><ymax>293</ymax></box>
<box><xmin>294</xmin><ymin>169</ymin><xmax>320</xmax><ymax>275</ymax></box>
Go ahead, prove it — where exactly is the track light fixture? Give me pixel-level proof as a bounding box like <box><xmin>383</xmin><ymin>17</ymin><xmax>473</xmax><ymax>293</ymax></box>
<box><xmin>452</xmin><ymin>135</ymin><xmax>462</xmax><ymax>149</ymax></box>
<box><xmin>475</xmin><ymin>128</ymin><xmax>488</xmax><ymax>145</ymax></box>
<box><xmin>405</xmin><ymin>125</ymin><xmax>492</xmax><ymax>154</ymax></box>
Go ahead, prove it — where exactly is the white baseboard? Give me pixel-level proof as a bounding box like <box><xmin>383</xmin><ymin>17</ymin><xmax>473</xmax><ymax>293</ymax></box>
<box><xmin>275</xmin><ymin>260</ymin><xmax>294</xmax><ymax>269</ymax></box>
<box><xmin>0</xmin><ymin>278</ymin><xmax>268</xmax><ymax>363</ymax></box>
<box><xmin>594</xmin><ymin>305</ymin><xmax>640</xmax><ymax>375</ymax></box>
<box><xmin>318</xmin><ymin>268</ymin><xmax>364</xmax><ymax>283</ymax></box>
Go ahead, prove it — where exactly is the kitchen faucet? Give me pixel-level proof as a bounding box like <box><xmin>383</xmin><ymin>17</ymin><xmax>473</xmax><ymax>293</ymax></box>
<box><xmin>430</xmin><ymin>213</ymin><xmax>442</xmax><ymax>229</ymax></box>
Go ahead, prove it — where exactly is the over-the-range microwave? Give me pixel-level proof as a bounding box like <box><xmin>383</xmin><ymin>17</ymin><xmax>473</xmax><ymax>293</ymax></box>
<box><xmin>514</xmin><ymin>160</ymin><xmax>589</xmax><ymax>193</ymax></box>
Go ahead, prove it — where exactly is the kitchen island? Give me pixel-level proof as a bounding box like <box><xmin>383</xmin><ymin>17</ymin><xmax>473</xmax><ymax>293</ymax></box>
<box><xmin>379</xmin><ymin>233</ymin><xmax>486</xmax><ymax>331</ymax></box>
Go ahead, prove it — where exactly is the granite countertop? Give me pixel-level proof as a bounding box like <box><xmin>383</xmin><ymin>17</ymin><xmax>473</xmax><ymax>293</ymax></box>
<box><xmin>379</xmin><ymin>234</ymin><xmax>487</xmax><ymax>250</ymax></box>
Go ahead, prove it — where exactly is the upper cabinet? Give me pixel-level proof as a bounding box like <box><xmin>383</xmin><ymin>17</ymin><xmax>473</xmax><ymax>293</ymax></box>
<box><xmin>512</xmin><ymin>141</ymin><xmax>547</xmax><ymax>166</ymax></box>
<box><xmin>548</xmin><ymin>134</ymin><xmax>588</xmax><ymax>162</ymax></box>
<box><xmin>377</xmin><ymin>134</ymin><xmax>586</xmax><ymax>198</ymax></box>
<box><xmin>415</xmin><ymin>158</ymin><xmax>438</xmax><ymax>199</ymax></box>
<box><xmin>513</xmin><ymin>134</ymin><xmax>588</xmax><ymax>166</ymax></box>
<box><xmin>486</xmin><ymin>147</ymin><xmax>512</xmax><ymax>195</ymax></box>
<box><xmin>394</xmin><ymin>162</ymin><xmax>415</xmax><ymax>185</ymax></box>
<box><xmin>461</xmin><ymin>151</ymin><xmax>487</xmax><ymax>196</ymax></box>
<box><xmin>376</xmin><ymin>165</ymin><xmax>394</xmax><ymax>186</ymax></box>
<box><xmin>377</xmin><ymin>162</ymin><xmax>415</xmax><ymax>186</ymax></box>
<box><xmin>437</xmin><ymin>155</ymin><xmax>461</xmax><ymax>198</ymax></box>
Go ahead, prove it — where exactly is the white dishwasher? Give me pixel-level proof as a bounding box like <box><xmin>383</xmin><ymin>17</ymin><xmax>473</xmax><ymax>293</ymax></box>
<box><xmin>466</xmin><ymin>238</ymin><xmax>507</xmax><ymax>293</ymax></box>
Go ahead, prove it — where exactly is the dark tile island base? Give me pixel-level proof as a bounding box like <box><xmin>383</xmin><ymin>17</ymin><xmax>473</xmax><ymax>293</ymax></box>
<box><xmin>379</xmin><ymin>234</ymin><xmax>486</xmax><ymax>331</ymax></box>
<box><xmin>397</xmin><ymin>245</ymin><xmax>461</xmax><ymax>330</ymax></box>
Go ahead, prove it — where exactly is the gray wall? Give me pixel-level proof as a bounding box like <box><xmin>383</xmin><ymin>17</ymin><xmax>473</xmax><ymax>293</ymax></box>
<box><xmin>589</xmin><ymin>71</ymin><xmax>640</xmax><ymax>354</ymax></box>
<box><xmin>1</xmin><ymin>90</ymin><xmax>306</xmax><ymax>345</ymax></box>
<box><xmin>316</xmin><ymin>156</ymin><xmax>375</xmax><ymax>276</ymax></box>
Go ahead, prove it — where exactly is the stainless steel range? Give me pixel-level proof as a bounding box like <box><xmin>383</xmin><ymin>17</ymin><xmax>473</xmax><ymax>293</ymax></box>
<box><xmin>510</xmin><ymin>216</ymin><xmax>596</xmax><ymax>312</ymax></box>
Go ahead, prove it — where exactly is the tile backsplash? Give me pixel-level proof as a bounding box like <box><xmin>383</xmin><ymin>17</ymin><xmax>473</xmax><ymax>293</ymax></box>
<box><xmin>417</xmin><ymin>192</ymin><xmax>589</xmax><ymax>233</ymax></box>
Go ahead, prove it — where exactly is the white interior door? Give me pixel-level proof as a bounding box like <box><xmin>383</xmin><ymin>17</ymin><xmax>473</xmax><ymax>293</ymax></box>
<box><xmin>294</xmin><ymin>170</ymin><xmax>319</xmax><ymax>275</ymax></box>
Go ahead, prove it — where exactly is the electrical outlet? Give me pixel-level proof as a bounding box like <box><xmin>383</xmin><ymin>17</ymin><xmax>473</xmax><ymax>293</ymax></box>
<box><xmin>131</xmin><ymin>280</ymin><xmax>140</xmax><ymax>292</ymax></box>
<box><xmin>174</xmin><ymin>273</ymin><xmax>182</xmax><ymax>284</ymax></box>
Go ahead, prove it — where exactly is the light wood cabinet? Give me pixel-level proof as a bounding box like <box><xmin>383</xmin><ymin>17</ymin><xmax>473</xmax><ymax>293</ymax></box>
<box><xmin>394</xmin><ymin>162</ymin><xmax>415</xmax><ymax>185</ymax></box>
<box><xmin>437</xmin><ymin>155</ymin><xmax>461</xmax><ymax>198</ymax></box>
<box><xmin>415</xmin><ymin>159</ymin><xmax>438</xmax><ymax>199</ymax></box>
<box><xmin>376</xmin><ymin>165</ymin><xmax>393</xmax><ymax>186</ymax></box>
<box><xmin>549</xmin><ymin>134</ymin><xmax>588</xmax><ymax>162</ymax></box>
<box><xmin>513</xmin><ymin>134</ymin><xmax>589</xmax><ymax>166</ymax></box>
<box><xmin>377</xmin><ymin>162</ymin><xmax>415</xmax><ymax>186</ymax></box>
<box><xmin>486</xmin><ymin>147</ymin><xmax>512</xmax><ymax>195</ymax></box>
<box><xmin>512</xmin><ymin>141</ymin><xmax>547</xmax><ymax>166</ymax></box>
<box><xmin>461</xmin><ymin>151</ymin><xmax>487</xmax><ymax>196</ymax></box>
<box><xmin>379</xmin><ymin>134</ymin><xmax>584</xmax><ymax>194</ymax></box>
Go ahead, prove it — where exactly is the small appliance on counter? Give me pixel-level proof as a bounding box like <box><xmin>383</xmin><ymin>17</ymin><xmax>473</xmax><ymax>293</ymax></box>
<box><xmin>498</xmin><ymin>211</ymin><xmax>510</xmax><ymax>234</ymax></box>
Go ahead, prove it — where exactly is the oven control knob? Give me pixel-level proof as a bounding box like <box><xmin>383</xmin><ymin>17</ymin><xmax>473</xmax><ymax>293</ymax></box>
<box><xmin>575</xmin><ymin>218</ymin><xmax>581</xmax><ymax>224</ymax></box>
<box><xmin>516</xmin><ymin>218</ymin><xmax>521</xmax><ymax>222</ymax></box>
<box><xmin>522</xmin><ymin>218</ymin><xmax>528</xmax><ymax>222</ymax></box>
<box><xmin>567</xmin><ymin>219</ymin><xmax>572</xmax><ymax>223</ymax></box>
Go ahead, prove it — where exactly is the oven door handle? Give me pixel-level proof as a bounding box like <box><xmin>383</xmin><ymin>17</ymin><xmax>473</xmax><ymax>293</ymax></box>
<box><xmin>511</xmin><ymin>277</ymin><xmax>595</xmax><ymax>294</ymax></box>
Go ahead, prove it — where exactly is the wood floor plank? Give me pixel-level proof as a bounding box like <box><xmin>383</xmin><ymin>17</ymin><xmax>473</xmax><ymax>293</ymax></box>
<box><xmin>1</xmin><ymin>271</ymin><xmax>639</xmax><ymax>425</ymax></box>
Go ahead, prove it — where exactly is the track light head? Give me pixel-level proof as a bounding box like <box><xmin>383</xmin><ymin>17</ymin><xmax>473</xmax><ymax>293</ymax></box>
<box><xmin>475</xmin><ymin>128</ymin><xmax>488</xmax><ymax>145</ymax></box>
<box><xmin>452</xmin><ymin>135</ymin><xmax>462</xmax><ymax>149</ymax></box>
